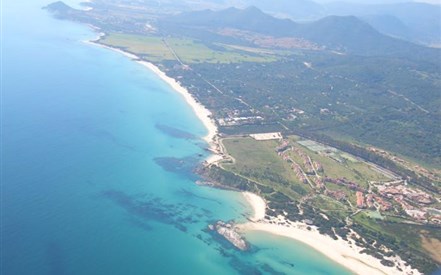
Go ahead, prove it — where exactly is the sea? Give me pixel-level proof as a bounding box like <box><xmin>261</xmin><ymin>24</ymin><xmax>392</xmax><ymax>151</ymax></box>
<box><xmin>1</xmin><ymin>0</ymin><xmax>352</xmax><ymax>274</ymax></box>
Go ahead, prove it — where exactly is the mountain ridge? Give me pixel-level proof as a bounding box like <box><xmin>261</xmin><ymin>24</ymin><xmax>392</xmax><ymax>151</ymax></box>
<box><xmin>160</xmin><ymin>6</ymin><xmax>440</xmax><ymax>59</ymax></box>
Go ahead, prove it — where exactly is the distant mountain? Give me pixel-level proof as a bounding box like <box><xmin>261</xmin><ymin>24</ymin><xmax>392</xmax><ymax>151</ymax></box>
<box><xmin>212</xmin><ymin>0</ymin><xmax>441</xmax><ymax>46</ymax></box>
<box><xmin>162</xmin><ymin>6</ymin><xmax>297</xmax><ymax>37</ymax></box>
<box><xmin>43</xmin><ymin>1</ymin><xmax>72</xmax><ymax>12</ymax></box>
<box><xmin>43</xmin><ymin>1</ymin><xmax>81</xmax><ymax>19</ymax></box>
<box><xmin>294</xmin><ymin>15</ymin><xmax>402</xmax><ymax>54</ymax></box>
<box><xmin>160</xmin><ymin>7</ymin><xmax>439</xmax><ymax>58</ymax></box>
<box><xmin>323</xmin><ymin>2</ymin><xmax>441</xmax><ymax>45</ymax></box>
<box><xmin>239</xmin><ymin>0</ymin><xmax>324</xmax><ymax>20</ymax></box>
<box><xmin>360</xmin><ymin>14</ymin><xmax>411</xmax><ymax>41</ymax></box>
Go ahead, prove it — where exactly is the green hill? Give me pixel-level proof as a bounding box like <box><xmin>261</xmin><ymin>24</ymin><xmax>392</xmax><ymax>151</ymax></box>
<box><xmin>160</xmin><ymin>7</ymin><xmax>440</xmax><ymax>59</ymax></box>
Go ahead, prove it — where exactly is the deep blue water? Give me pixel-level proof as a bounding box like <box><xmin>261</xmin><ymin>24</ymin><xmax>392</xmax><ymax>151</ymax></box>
<box><xmin>1</xmin><ymin>1</ymin><xmax>352</xmax><ymax>274</ymax></box>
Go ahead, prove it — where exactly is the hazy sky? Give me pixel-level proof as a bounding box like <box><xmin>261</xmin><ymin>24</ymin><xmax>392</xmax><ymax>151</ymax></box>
<box><xmin>415</xmin><ymin>0</ymin><xmax>441</xmax><ymax>4</ymax></box>
<box><xmin>315</xmin><ymin>0</ymin><xmax>441</xmax><ymax>3</ymax></box>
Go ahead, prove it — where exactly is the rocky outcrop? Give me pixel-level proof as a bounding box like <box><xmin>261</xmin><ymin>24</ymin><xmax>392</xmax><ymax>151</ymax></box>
<box><xmin>209</xmin><ymin>221</ymin><xmax>248</xmax><ymax>251</ymax></box>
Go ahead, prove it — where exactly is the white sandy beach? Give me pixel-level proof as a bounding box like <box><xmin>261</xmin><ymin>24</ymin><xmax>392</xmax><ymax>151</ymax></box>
<box><xmin>85</xmin><ymin>37</ymin><xmax>222</xmax><ymax>164</ymax></box>
<box><xmin>242</xmin><ymin>192</ymin><xmax>266</xmax><ymax>221</ymax></box>
<box><xmin>240</xmin><ymin>192</ymin><xmax>421</xmax><ymax>275</ymax></box>
<box><xmin>137</xmin><ymin>61</ymin><xmax>218</xmax><ymax>146</ymax></box>
<box><xmin>83</xmin><ymin>34</ymin><xmax>420</xmax><ymax>275</ymax></box>
<box><xmin>137</xmin><ymin>61</ymin><xmax>223</xmax><ymax>166</ymax></box>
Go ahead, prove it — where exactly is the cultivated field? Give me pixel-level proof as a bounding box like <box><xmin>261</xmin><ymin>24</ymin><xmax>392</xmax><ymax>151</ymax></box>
<box><xmin>100</xmin><ymin>33</ymin><xmax>278</xmax><ymax>64</ymax></box>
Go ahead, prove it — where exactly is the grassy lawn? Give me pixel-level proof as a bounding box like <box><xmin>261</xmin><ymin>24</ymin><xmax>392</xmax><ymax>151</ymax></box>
<box><xmin>99</xmin><ymin>33</ymin><xmax>278</xmax><ymax>64</ymax></box>
<box><xmin>100</xmin><ymin>33</ymin><xmax>174</xmax><ymax>62</ymax></box>
<box><xmin>364</xmin><ymin>210</ymin><xmax>384</xmax><ymax>220</ymax></box>
<box><xmin>219</xmin><ymin>135</ymin><xmax>440</xmax><ymax>268</ymax></box>
<box><xmin>221</xmin><ymin>137</ymin><xmax>311</xmax><ymax>199</ymax></box>
<box><xmin>287</xmin><ymin>136</ymin><xmax>388</xmax><ymax>189</ymax></box>
<box><xmin>310</xmin><ymin>195</ymin><xmax>348</xmax><ymax>212</ymax></box>
<box><xmin>353</xmin><ymin>212</ymin><xmax>441</xmax><ymax>255</ymax></box>
<box><xmin>222</xmin><ymin>138</ymin><xmax>285</xmax><ymax>175</ymax></box>
<box><xmin>221</xmin><ymin>135</ymin><xmax>389</xmax><ymax>205</ymax></box>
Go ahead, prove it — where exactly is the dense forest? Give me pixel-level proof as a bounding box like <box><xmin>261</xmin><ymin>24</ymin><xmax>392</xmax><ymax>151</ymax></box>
<box><xmin>166</xmin><ymin>51</ymin><xmax>441</xmax><ymax>167</ymax></box>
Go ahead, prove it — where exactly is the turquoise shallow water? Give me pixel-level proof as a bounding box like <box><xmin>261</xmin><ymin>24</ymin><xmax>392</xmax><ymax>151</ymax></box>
<box><xmin>1</xmin><ymin>1</ymin><xmax>352</xmax><ymax>274</ymax></box>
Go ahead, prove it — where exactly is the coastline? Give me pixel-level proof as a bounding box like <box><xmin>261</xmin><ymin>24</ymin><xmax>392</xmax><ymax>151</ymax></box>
<box><xmin>84</xmin><ymin>34</ymin><xmax>223</xmax><ymax>165</ymax></box>
<box><xmin>141</xmin><ymin>61</ymin><xmax>223</xmax><ymax>165</ymax></box>
<box><xmin>242</xmin><ymin>192</ymin><xmax>266</xmax><ymax>222</ymax></box>
<box><xmin>83</xmin><ymin>32</ymin><xmax>419</xmax><ymax>275</ymax></box>
<box><xmin>240</xmin><ymin>192</ymin><xmax>421</xmax><ymax>275</ymax></box>
<box><xmin>136</xmin><ymin>61</ymin><xmax>218</xmax><ymax>146</ymax></box>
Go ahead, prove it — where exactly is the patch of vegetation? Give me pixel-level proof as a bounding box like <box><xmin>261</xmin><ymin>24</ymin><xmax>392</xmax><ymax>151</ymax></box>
<box><xmin>221</xmin><ymin>137</ymin><xmax>312</xmax><ymax>200</ymax></box>
<box><xmin>352</xmin><ymin>212</ymin><xmax>440</xmax><ymax>274</ymax></box>
<box><xmin>100</xmin><ymin>33</ymin><xmax>175</xmax><ymax>62</ymax></box>
<box><xmin>174</xmin><ymin>55</ymin><xmax>440</xmax><ymax>168</ymax></box>
<box><xmin>206</xmin><ymin>136</ymin><xmax>441</xmax><ymax>274</ymax></box>
<box><xmin>45</xmin><ymin>3</ymin><xmax>441</xmax><ymax>273</ymax></box>
<box><xmin>100</xmin><ymin>33</ymin><xmax>278</xmax><ymax>64</ymax></box>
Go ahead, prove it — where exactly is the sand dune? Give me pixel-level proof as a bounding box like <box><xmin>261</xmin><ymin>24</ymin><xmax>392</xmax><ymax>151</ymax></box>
<box><xmin>240</xmin><ymin>192</ymin><xmax>421</xmax><ymax>275</ymax></box>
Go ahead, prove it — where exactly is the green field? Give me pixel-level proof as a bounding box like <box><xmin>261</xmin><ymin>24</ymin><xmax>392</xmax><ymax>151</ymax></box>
<box><xmin>288</xmin><ymin>137</ymin><xmax>390</xmax><ymax>187</ymax></box>
<box><xmin>220</xmin><ymin>136</ymin><xmax>388</xmax><ymax>207</ymax></box>
<box><xmin>309</xmin><ymin>195</ymin><xmax>349</xmax><ymax>214</ymax></box>
<box><xmin>216</xmin><ymin>135</ymin><xmax>440</xmax><ymax>272</ymax></box>
<box><xmin>99</xmin><ymin>33</ymin><xmax>278</xmax><ymax>64</ymax></box>
<box><xmin>353</xmin><ymin>211</ymin><xmax>441</xmax><ymax>264</ymax></box>
<box><xmin>100</xmin><ymin>33</ymin><xmax>174</xmax><ymax>62</ymax></box>
<box><xmin>221</xmin><ymin>137</ymin><xmax>311</xmax><ymax>200</ymax></box>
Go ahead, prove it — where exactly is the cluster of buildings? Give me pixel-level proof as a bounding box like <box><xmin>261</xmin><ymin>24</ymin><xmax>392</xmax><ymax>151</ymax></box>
<box><xmin>324</xmin><ymin>177</ymin><xmax>363</xmax><ymax>192</ymax></box>
<box><xmin>292</xmin><ymin>147</ymin><xmax>317</xmax><ymax>175</ymax></box>
<box><xmin>313</xmin><ymin>160</ymin><xmax>324</xmax><ymax>173</ymax></box>
<box><xmin>313</xmin><ymin>178</ymin><xmax>325</xmax><ymax>190</ymax></box>
<box><xmin>354</xmin><ymin>192</ymin><xmax>393</xmax><ymax>211</ymax></box>
<box><xmin>347</xmin><ymin>182</ymin><xmax>440</xmax><ymax>224</ymax></box>
<box><xmin>426</xmin><ymin>208</ymin><xmax>441</xmax><ymax>225</ymax></box>
<box><xmin>275</xmin><ymin>141</ymin><xmax>314</xmax><ymax>186</ymax></box>
<box><xmin>356</xmin><ymin>191</ymin><xmax>365</xmax><ymax>208</ymax></box>
<box><xmin>275</xmin><ymin>140</ymin><xmax>291</xmax><ymax>152</ymax></box>
<box><xmin>277</xmin><ymin>146</ymin><xmax>311</xmax><ymax>186</ymax></box>
<box><xmin>325</xmin><ymin>189</ymin><xmax>346</xmax><ymax>201</ymax></box>
<box><xmin>348</xmin><ymin>182</ymin><xmax>440</xmax><ymax>223</ymax></box>
<box><xmin>286</xmin><ymin>108</ymin><xmax>305</xmax><ymax>121</ymax></box>
<box><xmin>368</xmin><ymin>147</ymin><xmax>441</xmax><ymax>182</ymax></box>
<box><xmin>278</xmin><ymin>143</ymin><xmax>325</xmax><ymax>190</ymax></box>
<box><xmin>322</xmin><ymin>178</ymin><xmax>396</xmax><ymax>212</ymax></box>
<box><xmin>218</xmin><ymin>115</ymin><xmax>263</xmax><ymax>126</ymax></box>
<box><xmin>378</xmin><ymin>185</ymin><xmax>433</xmax><ymax>205</ymax></box>
<box><xmin>276</xmin><ymin>147</ymin><xmax>326</xmax><ymax>189</ymax></box>
<box><xmin>217</xmin><ymin>107</ymin><xmax>265</xmax><ymax>127</ymax></box>
<box><xmin>375</xmin><ymin>184</ymin><xmax>438</xmax><ymax>221</ymax></box>
<box><xmin>289</xmin><ymin>160</ymin><xmax>308</xmax><ymax>184</ymax></box>
<box><xmin>272</xmin><ymin>140</ymin><xmax>440</xmax><ymax>224</ymax></box>
<box><xmin>373</xmin><ymin>195</ymin><xmax>393</xmax><ymax>211</ymax></box>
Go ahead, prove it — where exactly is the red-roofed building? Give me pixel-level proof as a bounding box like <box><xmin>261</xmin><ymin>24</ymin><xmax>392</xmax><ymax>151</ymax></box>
<box><xmin>356</xmin><ymin>191</ymin><xmax>365</xmax><ymax>208</ymax></box>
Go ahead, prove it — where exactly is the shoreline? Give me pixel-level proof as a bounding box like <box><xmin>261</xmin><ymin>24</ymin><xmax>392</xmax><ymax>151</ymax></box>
<box><xmin>242</xmin><ymin>192</ymin><xmax>266</xmax><ymax>222</ymax></box>
<box><xmin>82</xmin><ymin>31</ymin><xmax>419</xmax><ymax>275</ymax></box>
<box><xmin>240</xmin><ymin>192</ymin><xmax>421</xmax><ymax>275</ymax></box>
<box><xmin>141</xmin><ymin>62</ymin><xmax>223</xmax><ymax>165</ymax></box>
<box><xmin>84</xmin><ymin>34</ymin><xmax>223</xmax><ymax>165</ymax></box>
<box><xmin>136</xmin><ymin>61</ymin><xmax>218</xmax><ymax>146</ymax></box>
